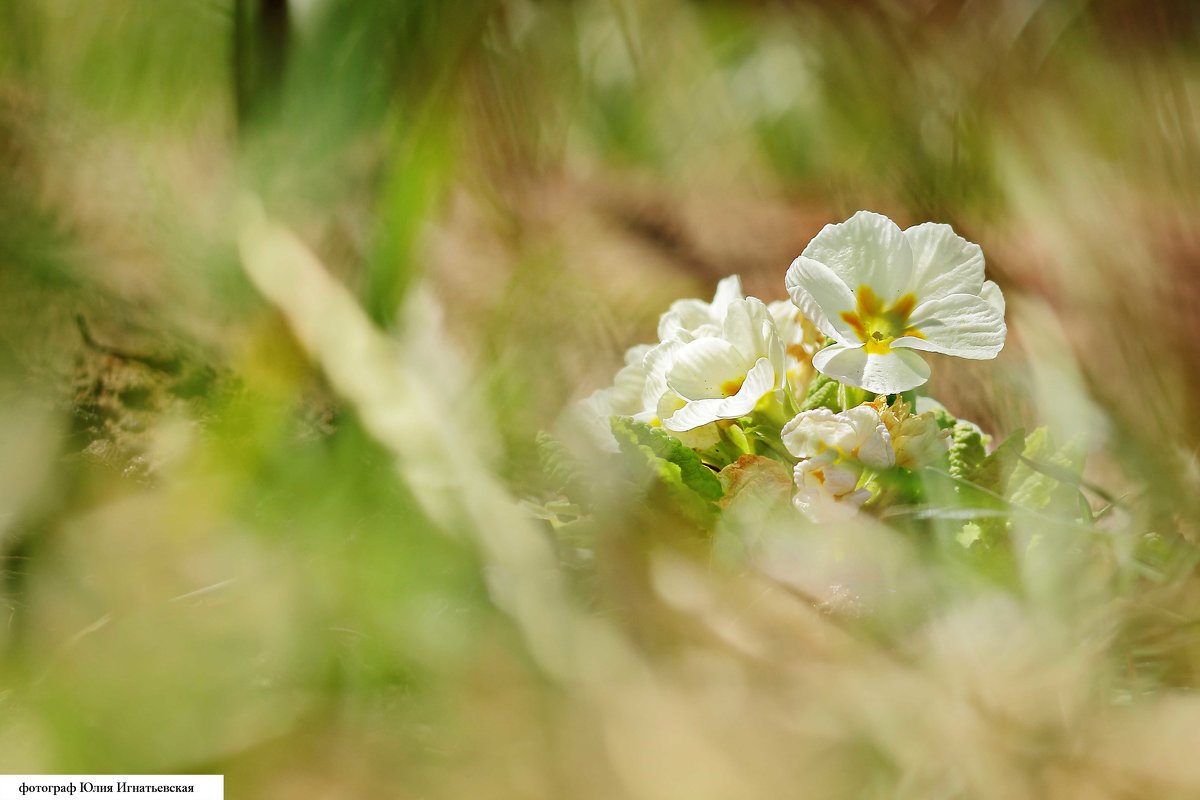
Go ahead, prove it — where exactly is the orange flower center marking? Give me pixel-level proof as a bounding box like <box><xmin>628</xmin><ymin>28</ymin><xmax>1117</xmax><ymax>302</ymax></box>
<box><xmin>720</xmin><ymin>377</ymin><xmax>745</xmax><ymax>397</ymax></box>
<box><xmin>839</xmin><ymin>285</ymin><xmax>924</xmax><ymax>354</ymax></box>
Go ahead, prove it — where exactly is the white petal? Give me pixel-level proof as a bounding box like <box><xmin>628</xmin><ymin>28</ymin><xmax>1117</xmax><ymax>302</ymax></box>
<box><xmin>727</xmin><ymin>356</ymin><xmax>777</xmax><ymax>414</ymax></box>
<box><xmin>792</xmin><ymin>459</ymin><xmax>864</xmax><ymax>521</ymax></box>
<box><xmin>801</xmin><ymin>211</ymin><xmax>914</xmax><ymax>302</ymax></box>
<box><xmin>781</xmin><ymin>409</ymin><xmax>842</xmax><ymax>459</ymax></box>
<box><xmin>657</xmin><ymin>302</ymin><xmax>709</xmax><ymax>342</ymax></box>
<box><xmin>580</xmin><ymin>387</ymin><xmax>615</xmax><ymax>418</ymax></box>
<box><xmin>902</xmin><ymin>222</ymin><xmax>985</xmax><ymax>302</ymax></box>
<box><xmin>813</xmin><ymin>344</ymin><xmax>931</xmax><ymax>395</ymax></box>
<box><xmin>722</xmin><ymin>297</ymin><xmax>771</xmax><ymax>361</ymax></box>
<box><xmin>841</xmin><ymin>405</ymin><xmax>896</xmax><ymax>469</ymax></box>
<box><xmin>666</xmin><ymin>338</ymin><xmax>752</xmax><ymax>401</ymax></box>
<box><xmin>767</xmin><ymin>300</ymin><xmax>802</xmax><ymax>342</ymax></box>
<box><xmin>656</xmin><ymin>391</ymin><xmax>722</xmax><ymax>448</ymax></box>
<box><xmin>913</xmin><ymin>395</ymin><xmax>946</xmax><ymax>415</ymax></box>
<box><xmin>641</xmin><ymin>339</ymin><xmax>684</xmax><ymax>414</ymax></box>
<box><xmin>792</xmin><ymin>491</ymin><xmax>860</xmax><ymax>521</ymax></box>
<box><xmin>656</xmin><ymin>276</ymin><xmax>745</xmax><ymax>342</ymax></box>
<box><xmin>796</xmin><ymin>459</ymin><xmax>861</xmax><ymax>498</ymax></box>
<box><xmin>981</xmin><ymin>279</ymin><xmax>1005</xmax><ymax>316</ymax></box>
<box><xmin>663</xmin><ymin>358</ymin><xmax>775</xmax><ymax>431</ymax></box>
<box><xmin>895</xmin><ymin>293</ymin><xmax>1006</xmax><ymax>359</ymax></box>
<box><xmin>662</xmin><ymin>397</ymin><xmax>728</xmax><ymax>431</ymax></box>
<box><xmin>782</xmin><ymin>406</ymin><xmax>894</xmax><ymax>467</ymax></box>
<box><xmin>571</xmin><ymin>389</ymin><xmax>630</xmax><ymax>453</ymax></box>
<box><xmin>785</xmin><ymin>256</ymin><xmax>858</xmax><ymax>341</ymax></box>
<box><xmin>711</xmin><ymin>274</ymin><xmax>745</xmax><ymax>309</ymax></box>
<box><xmin>623</xmin><ymin>343</ymin><xmax>652</xmax><ymax>367</ymax></box>
<box><xmin>611</xmin><ymin>348</ymin><xmax>651</xmax><ymax>415</ymax></box>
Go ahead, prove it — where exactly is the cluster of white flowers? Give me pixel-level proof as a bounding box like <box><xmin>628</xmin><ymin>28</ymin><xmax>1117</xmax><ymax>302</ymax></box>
<box><xmin>579</xmin><ymin>211</ymin><xmax>1007</xmax><ymax>522</ymax></box>
<box><xmin>582</xmin><ymin>275</ymin><xmax>813</xmax><ymax>449</ymax></box>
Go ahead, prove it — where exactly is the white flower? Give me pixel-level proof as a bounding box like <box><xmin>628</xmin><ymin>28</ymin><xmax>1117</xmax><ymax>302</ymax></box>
<box><xmin>575</xmin><ymin>277</ymin><xmax>787</xmax><ymax>446</ymax></box>
<box><xmin>658</xmin><ymin>297</ymin><xmax>787</xmax><ymax>432</ymax></box>
<box><xmin>781</xmin><ymin>406</ymin><xmax>895</xmax><ymax>469</ymax></box>
<box><xmin>658</xmin><ymin>275</ymin><xmax>745</xmax><ymax>342</ymax></box>
<box><xmin>874</xmin><ymin>398</ymin><xmax>949</xmax><ymax>469</ymax></box>
<box><xmin>785</xmin><ymin>211</ymin><xmax>1006</xmax><ymax>395</ymax></box>
<box><xmin>574</xmin><ymin>343</ymin><xmax>655</xmax><ymax>451</ymax></box>
<box><xmin>781</xmin><ymin>406</ymin><xmax>895</xmax><ymax>519</ymax></box>
<box><xmin>768</xmin><ymin>299</ymin><xmax>822</xmax><ymax>396</ymax></box>
<box><xmin>662</xmin><ymin>272</ymin><xmax>820</xmax><ymax>397</ymax></box>
<box><xmin>792</xmin><ymin>457</ymin><xmax>869</xmax><ymax>520</ymax></box>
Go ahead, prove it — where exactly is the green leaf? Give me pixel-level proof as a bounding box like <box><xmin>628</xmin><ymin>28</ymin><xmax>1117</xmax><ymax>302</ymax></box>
<box><xmin>1008</xmin><ymin>428</ymin><xmax>1086</xmax><ymax>513</ymax></box>
<box><xmin>612</xmin><ymin>418</ymin><xmax>723</xmax><ymax>501</ymax></box>
<box><xmin>948</xmin><ymin>421</ymin><xmax>986</xmax><ymax>480</ymax></box>
<box><xmin>800</xmin><ymin>372</ymin><xmax>840</xmax><ymax>412</ymax></box>
<box><xmin>610</xmin><ymin>417</ymin><xmax>724</xmax><ymax>526</ymax></box>
<box><xmin>927</xmin><ymin>405</ymin><xmax>958</xmax><ymax>430</ymax></box>
<box><xmin>537</xmin><ymin>430</ymin><xmax>577</xmax><ymax>487</ymax></box>
<box><xmin>969</xmin><ymin>427</ymin><xmax>1024</xmax><ymax>494</ymax></box>
<box><xmin>536</xmin><ymin>429</ymin><xmax>593</xmax><ymax>505</ymax></box>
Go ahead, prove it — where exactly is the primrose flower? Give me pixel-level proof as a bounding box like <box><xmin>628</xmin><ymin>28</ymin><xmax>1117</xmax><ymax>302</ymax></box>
<box><xmin>781</xmin><ymin>406</ymin><xmax>895</xmax><ymax>470</ymax></box>
<box><xmin>869</xmin><ymin>397</ymin><xmax>949</xmax><ymax>470</ymax></box>
<box><xmin>782</xmin><ymin>406</ymin><xmax>895</xmax><ymax>519</ymax></box>
<box><xmin>786</xmin><ymin>211</ymin><xmax>1006</xmax><ymax>395</ymax></box>
<box><xmin>658</xmin><ymin>297</ymin><xmax>787</xmax><ymax>432</ymax></box>
<box><xmin>658</xmin><ymin>275</ymin><xmax>745</xmax><ymax>343</ymax></box>
<box><xmin>575</xmin><ymin>343</ymin><xmax>655</xmax><ymax>451</ymax></box>
<box><xmin>791</xmin><ymin>458</ymin><xmax>869</xmax><ymax>520</ymax></box>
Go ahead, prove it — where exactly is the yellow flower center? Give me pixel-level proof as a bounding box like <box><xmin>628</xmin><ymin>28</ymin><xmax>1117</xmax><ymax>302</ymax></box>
<box><xmin>840</xmin><ymin>285</ymin><xmax>923</xmax><ymax>354</ymax></box>
<box><xmin>720</xmin><ymin>377</ymin><xmax>745</xmax><ymax>397</ymax></box>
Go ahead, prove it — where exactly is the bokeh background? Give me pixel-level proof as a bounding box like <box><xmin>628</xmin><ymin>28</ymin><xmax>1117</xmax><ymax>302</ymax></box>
<box><xmin>4</xmin><ymin>0</ymin><xmax>1200</xmax><ymax>797</ymax></box>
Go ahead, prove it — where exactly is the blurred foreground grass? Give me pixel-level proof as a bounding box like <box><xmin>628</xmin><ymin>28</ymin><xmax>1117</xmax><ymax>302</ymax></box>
<box><xmin>4</xmin><ymin>1</ymin><xmax>1200</xmax><ymax>797</ymax></box>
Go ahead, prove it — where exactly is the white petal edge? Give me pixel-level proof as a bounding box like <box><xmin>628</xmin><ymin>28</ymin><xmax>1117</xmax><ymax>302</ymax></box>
<box><xmin>902</xmin><ymin>222</ymin><xmax>985</xmax><ymax>302</ymax></box>
<box><xmin>801</xmin><ymin>211</ymin><xmax>915</xmax><ymax>303</ymax></box>
<box><xmin>711</xmin><ymin>274</ymin><xmax>745</xmax><ymax>309</ymax></box>
<box><xmin>781</xmin><ymin>408</ymin><xmax>842</xmax><ymax>459</ymax></box>
<box><xmin>785</xmin><ymin>256</ymin><xmax>858</xmax><ymax>342</ymax></box>
<box><xmin>981</xmin><ymin>280</ymin><xmax>1005</xmax><ymax>316</ymax></box>
<box><xmin>893</xmin><ymin>293</ymin><xmax>1006</xmax><ymax>359</ymax></box>
<box><xmin>663</xmin><ymin>357</ymin><xmax>775</xmax><ymax>431</ymax></box>
<box><xmin>641</xmin><ymin>339</ymin><xmax>684</xmax><ymax>414</ymax></box>
<box><xmin>722</xmin><ymin>297</ymin><xmax>775</xmax><ymax>364</ymax></box>
<box><xmin>812</xmin><ymin>343</ymin><xmax>931</xmax><ymax>395</ymax></box>
<box><xmin>656</xmin><ymin>391</ymin><xmax>723</xmax><ymax>449</ymax></box>
<box><xmin>840</xmin><ymin>405</ymin><xmax>896</xmax><ymax>469</ymax></box>
<box><xmin>666</xmin><ymin>337</ymin><xmax>751</xmax><ymax>401</ymax></box>
<box><xmin>795</xmin><ymin>458</ymin><xmax>861</xmax><ymax>498</ymax></box>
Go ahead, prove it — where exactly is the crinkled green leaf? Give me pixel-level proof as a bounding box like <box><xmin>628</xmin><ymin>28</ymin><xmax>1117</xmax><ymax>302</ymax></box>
<box><xmin>611</xmin><ymin>418</ymin><xmax>724</xmax><ymax>501</ymax></box>
<box><xmin>927</xmin><ymin>406</ymin><xmax>958</xmax><ymax>431</ymax></box>
<box><xmin>970</xmin><ymin>427</ymin><xmax>1024</xmax><ymax>494</ymax></box>
<box><xmin>1009</xmin><ymin>428</ymin><xmax>1086</xmax><ymax>513</ymax></box>
<box><xmin>800</xmin><ymin>372</ymin><xmax>840</xmax><ymax>412</ymax></box>
<box><xmin>799</xmin><ymin>370</ymin><xmax>873</xmax><ymax>413</ymax></box>
<box><xmin>521</xmin><ymin>498</ymin><xmax>584</xmax><ymax>529</ymax></box>
<box><xmin>948</xmin><ymin>421</ymin><xmax>986</xmax><ymax>480</ymax></box>
<box><xmin>610</xmin><ymin>417</ymin><xmax>724</xmax><ymax>526</ymax></box>
<box><xmin>537</xmin><ymin>430</ymin><xmax>578</xmax><ymax>488</ymax></box>
<box><xmin>536</xmin><ymin>429</ymin><xmax>595</xmax><ymax>505</ymax></box>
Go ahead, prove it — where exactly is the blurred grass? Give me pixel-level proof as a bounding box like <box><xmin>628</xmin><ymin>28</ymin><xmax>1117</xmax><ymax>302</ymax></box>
<box><xmin>3</xmin><ymin>0</ymin><xmax>1200</xmax><ymax>796</ymax></box>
